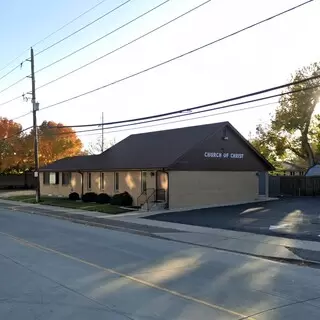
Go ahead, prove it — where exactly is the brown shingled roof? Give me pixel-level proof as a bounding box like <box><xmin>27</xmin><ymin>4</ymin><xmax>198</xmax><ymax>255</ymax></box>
<box><xmin>95</xmin><ymin>122</ymin><xmax>226</xmax><ymax>170</ymax></box>
<box><xmin>40</xmin><ymin>121</ymin><xmax>273</xmax><ymax>171</ymax></box>
<box><xmin>40</xmin><ymin>155</ymin><xmax>97</xmax><ymax>171</ymax></box>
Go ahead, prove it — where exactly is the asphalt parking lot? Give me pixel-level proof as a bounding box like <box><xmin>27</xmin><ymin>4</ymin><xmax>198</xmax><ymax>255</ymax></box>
<box><xmin>145</xmin><ymin>197</ymin><xmax>320</xmax><ymax>241</ymax></box>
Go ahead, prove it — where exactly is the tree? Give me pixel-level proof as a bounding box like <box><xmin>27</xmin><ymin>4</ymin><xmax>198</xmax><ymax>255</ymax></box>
<box><xmin>0</xmin><ymin>118</ymin><xmax>26</xmax><ymax>172</ymax></box>
<box><xmin>87</xmin><ymin>136</ymin><xmax>116</xmax><ymax>155</ymax></box>
<box><xmin>24</xmin><ymin>121</ymin><xmax>83</xmax><ymax>167</ymax></box>
<box><xmin>252</xmin><ymin>62</ymin><xmax>320</xmax><ymax>167</ymax></box>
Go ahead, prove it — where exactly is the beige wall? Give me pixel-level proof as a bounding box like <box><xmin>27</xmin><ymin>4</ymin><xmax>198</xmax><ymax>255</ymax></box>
<box><xmin>41</xmin><ymin>170</ymin><xmax>257</xmax><ymax>208</ymax></box>
<box><xmin>40</xmin><ymin>170</ymin><xmax>158</xmax><ymax>205</ymax></box>
<box><xmin>40</xmin><ymin>172</ymin><xmax>82</xmax><ymax>197</ymax></box>
<box><xmin>115</xmin><ymin>170</ymin><xmax>156</xmax><ymax>204</ymax></box>
<box><xmin>168</xmin><ymin>171</ymin><xmax>259</xmax><ymax>209</ymax></box>
<box><xmin>146</xmin><ymin>171</ymin><xmax>156</xmax><ymax>191</ymax></box>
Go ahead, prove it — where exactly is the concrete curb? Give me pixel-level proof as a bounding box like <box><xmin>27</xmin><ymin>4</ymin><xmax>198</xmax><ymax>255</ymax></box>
<box><xmin>154</xmin><ymin>233</ymin><xmax>320</xmax><ymax>268</ymax></box>
<box><xmin>132</xmin><ymin>197</ymin><xmax>280</xmax><ymax>218</ymax></box>
<box><xmin>2</xmin><ymin>201</ymin><xmax>320</xmax><ymax>268</ymax></box>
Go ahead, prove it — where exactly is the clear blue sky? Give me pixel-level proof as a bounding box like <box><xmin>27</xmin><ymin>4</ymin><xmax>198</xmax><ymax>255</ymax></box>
<box><xmin>0</xmin><ymin>0</ymin><xmax>320</xmax><ymax>148</ymax></box>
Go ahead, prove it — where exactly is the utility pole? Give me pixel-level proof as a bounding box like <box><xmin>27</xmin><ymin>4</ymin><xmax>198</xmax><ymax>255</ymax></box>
<box><xmin>101</xmin><ymin>112</ymin><xmax>104</xmax><ymax>153</ymax></box>
<box><xmin>29</xmin><ymin>48</ymin><xmax>40</xmax><ymax>202</ymax></box>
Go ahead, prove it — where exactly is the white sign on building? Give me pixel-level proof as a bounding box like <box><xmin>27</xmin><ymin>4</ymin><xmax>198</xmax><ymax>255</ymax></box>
<box><xmin>204</xmin><ymin>152</ymin><xmax>244</xmax><ymax>159</ymax></box>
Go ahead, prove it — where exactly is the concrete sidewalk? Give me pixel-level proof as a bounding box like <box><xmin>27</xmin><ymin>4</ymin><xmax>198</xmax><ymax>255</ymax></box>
<box><xmin>1</xmin><ymin>199</ymin><xmax>320</xmax><ymax>265</ymax></box>
<box><xmin>115</xmin><ymin>214</ymin><xmax>320</xmax><ymax>263</ymax></box>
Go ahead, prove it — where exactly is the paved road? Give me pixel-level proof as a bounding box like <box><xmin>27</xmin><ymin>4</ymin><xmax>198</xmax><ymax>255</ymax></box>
<box><xmin>147</xmin><ymin>198</ymin><xmax>320</xmax><ymax>241</ymax></box>
<box><xmin>1</xmin><ymin>208</ymin><xmax>320</xmax><ymax>319</ymax></box>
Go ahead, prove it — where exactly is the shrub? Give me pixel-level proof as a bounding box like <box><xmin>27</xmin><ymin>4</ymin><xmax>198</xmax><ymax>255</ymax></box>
<box><xmin>96</xmin><ymin>193</ymin><xmax>111</xmax><ymax>204</ymax></box>
<box><xmin>82</xmin><ymin>192</ymin><xmax>98</xmax><ymax>203</ymax></box>
<box><xmin>69</xmin><ymin>192</ymin><xmax>80</xmax><ymax>201</ymax></box>
<box><xmin>110</xmin><ymin>193</ymin><xmax>121</xmax><ymax>206</ymax></box>
<box><xmin>110</xmin><ymin>191</ymin><xmax>133</xmax><ymax>207</ymax></box>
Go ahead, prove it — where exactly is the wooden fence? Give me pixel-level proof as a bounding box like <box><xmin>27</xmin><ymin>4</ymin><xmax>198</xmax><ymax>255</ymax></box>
<box><xmin>269</xmin><ymin>175</ymin><xmax>320</xmax><ymax>197</ymax></box>
<box><xmin>0</xmin><ymin>172</ymin><xmax>36</xmax><ymax>189</ymax></box>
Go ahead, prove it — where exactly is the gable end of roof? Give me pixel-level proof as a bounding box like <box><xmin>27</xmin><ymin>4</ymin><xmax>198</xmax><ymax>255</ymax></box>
<box><xmin>168</xmin><ymin>122</ymin><xmax>227</xmax><ymax>168</ymax></box>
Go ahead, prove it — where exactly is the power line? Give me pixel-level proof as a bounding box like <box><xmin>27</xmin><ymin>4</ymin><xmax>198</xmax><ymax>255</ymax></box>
<box><xmin>0</xmin><ymin>0</ymin><xmax>175</xmax><ymax>110</ymax></box>
<box><xmin>48</xmin><ymin>82</ymin><xmax>320</xmax><ymax>138</ymax></box>
<box><xmin>36</xmin><ymin>0</ymin><xmax>211</xmax><ymax>91</ymax></box>
<box><xmin>0</xmin><ymin>0</ymin><xmax>132</xmax><ymax>95</ymax></box>
<box><xmin>56</xmin><ymin>101</ymin><xmax>278</xmax><ymax>136</ymax></box>
<box><xmin>51</xmin><ymin>74</ymin><xmax>320</xmax><ymax>129</ymax></box>
<box><xmin>12</xmin><ymin>111</ymin><xmax>32</xmax><ymax>121</ymax></box>
<box><xmin>32</xmin><ymin>0</ymin><xmax>110</xmax><ymax>49</ymax></box>
<box><xmin>0</xmin><ymin>0</ymin><xmax>174</xmax><ymax>116</ymax></box>
<box><xmin>8</xmin><ymin>72</ymin><xmax>320</xmax><ymax>125</ymax></box>
<box><xmin>35</xmin><ymin>0</ymin><xmax>133</xmax><ymax>57</ymax></box>
<box><xmin>70</xmin><ymin>84</ymin><xmax>320</xmax><ymax>132</ymax></box>
<box><xmin>0</xmin><ymin>76</ymin><xmax>27</xmax><ymax>96</ymax></box>
<box><xmin>36</xmin><ymin>0</ymin><xmax>171</xmax><ymax>74</ymax></box>
<box><xmin>0</xmin><ymin>95</ymin><xmax>22</xmax><ymax>108</ymax></box>
<box><xmin>0</xmin><ymin>126</ymin><xmax>33</xmax><ymax>142</ymax></box>
<box><xmin>5</xmin><ymin>83</ymin><xmax>319</xmax><ymax>142</ymax></box>
<box><xmin>0</xmin><ymin>63</ymin><xmax>23</xmax><ymax>83</ymax></box>
<box><xmin>0</xmin><ymin>0</ymin><xmax>109</xmax><ymax>75</ymax></box>
<box><xmin>1</xmin><ymin>0</ymin><xmax>311</xmax><ymax>113</ymax></box>
<box><xmin>43</xmin><ymin>83</ymin><xmax>319</xmax><ymax>141</ymax></box>
<box><xmin>0</xmin><ymin>1</ymin><xmax>132</xmax><ymax>95</ymax></box>
<box><xmin>74</xmin><ymin>98</ymin><xmax>279</xmax><ymax>134</ymax></box>
<box><xmin>3</xmin><ymin>0</ymin><xmax>314</xmax><ymax>122</ymax></box>
<box><xmin>73</xmin><ymin>101</ymin><xmax>279</xmax><ymax>138</ymax></box>
<box><xmin>2</xmin><ymin>101</ymin><xmax>274</xmax><ymax>143</ymax></box>
<box><xmin>39</xmin><ymin>0</ymin><xmax>315</xmax><ymax>113</ymax></box>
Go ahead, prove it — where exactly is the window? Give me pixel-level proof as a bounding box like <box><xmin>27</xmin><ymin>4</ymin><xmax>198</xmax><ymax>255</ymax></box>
<box><xmin>141</xmin><ymin>171</ymin><xmax>147</xmax><ymax>192</ymax></box>
<box><xmin>87</xmin><ymin>172</ymin><xmax>92</xmax><ymax>190</ymax></box>
<box><xmin>114</xmin><ymin>172</ymin><xmax>119</xmax><ymax>191</ymax></box>
<box><xmin>62</xmin><ymin>172</ymin><xmax>71</xmax><ymax>185</ymax></box>
<box><xmin>100</xmin><ymin>172</ymin><xmax>105</xmax><ymax>190</ymax></box>
<box><xmin>43</xmin><ymin>172</ymin><xmax>50</xmax><ymax>185</ymax></box>
<box><xmin>43</xmin><ymin>172</ymin><xmax>59</xmax><ymax>185</ymax></box>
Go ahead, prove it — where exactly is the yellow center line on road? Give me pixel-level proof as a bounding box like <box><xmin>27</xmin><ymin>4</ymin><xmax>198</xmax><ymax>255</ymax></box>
<box><xmin>0</xmin><ymin>231</ymin><xmax>256</xmax><ymax>320</ymax></box>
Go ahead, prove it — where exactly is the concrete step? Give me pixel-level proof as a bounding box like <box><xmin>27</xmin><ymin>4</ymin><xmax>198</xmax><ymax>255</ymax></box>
<box><xmin>140</xmin><ymin>201</ymin><xmax>167</xmax><ymax>212</ymax></box>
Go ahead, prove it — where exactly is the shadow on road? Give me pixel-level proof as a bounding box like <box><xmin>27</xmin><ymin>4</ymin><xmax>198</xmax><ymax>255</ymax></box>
<box><xmin>1</xmin><ymin>207</ymin><xmax>320</xmax><ymax>319</ymax></box>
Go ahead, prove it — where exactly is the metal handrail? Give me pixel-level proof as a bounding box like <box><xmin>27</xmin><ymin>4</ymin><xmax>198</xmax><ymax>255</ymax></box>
<box><xmin>137</xmin><ymin>188</ymin><xmax>154</xmax><ymax>207</ymax></box>
<box><xmin>137</xmin><ymin>188</ymin><xmax>166</xmax><ymax>210</ymax></box>
<box><xmin>145</xmin><ymin>189</ymin><xmax>156</xmax><ymax>211</ymax></box>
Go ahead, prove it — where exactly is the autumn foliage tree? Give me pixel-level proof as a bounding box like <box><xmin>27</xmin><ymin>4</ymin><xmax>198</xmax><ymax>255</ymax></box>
<box><xmin>0</xmin><ymin>119</ymin><xmax>83</xmax><ymax>172</ymax></box>
<box><xmin>24</xmin><ymin>121</ymin><xmax>83</xmax><ymax>167</ymax></box>
<box><xmin>0</xmin><ymin>118</ymin><xmax>26</xmax><ymax>172</ymax></box>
